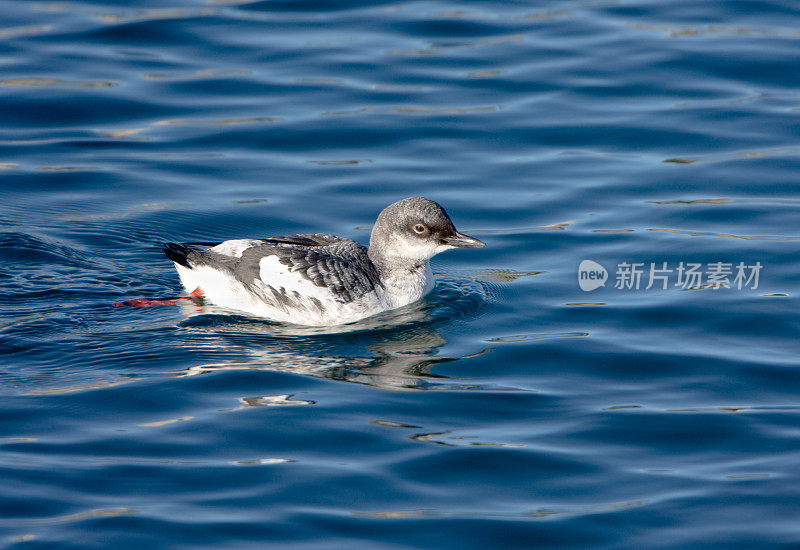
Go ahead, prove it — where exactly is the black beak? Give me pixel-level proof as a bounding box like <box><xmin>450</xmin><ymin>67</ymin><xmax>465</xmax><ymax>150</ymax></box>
<box><xmin>443</xmin><ymin>231</ymin><xmax>485</xmax><ymax>248</ymax></box>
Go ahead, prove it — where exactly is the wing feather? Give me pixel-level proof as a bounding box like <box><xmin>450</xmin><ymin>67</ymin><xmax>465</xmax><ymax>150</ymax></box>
<box><xmin>237</xmin><ymin>236</ymin><xmax>381</xmax><ymax>303</ymax></box>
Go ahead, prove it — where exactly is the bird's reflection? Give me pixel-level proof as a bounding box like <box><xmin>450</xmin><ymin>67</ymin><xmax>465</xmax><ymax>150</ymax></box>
<box><xmin>173</xmin><ymin>282</ymin><xmax>490</xmax><ymax>392</ymax></box>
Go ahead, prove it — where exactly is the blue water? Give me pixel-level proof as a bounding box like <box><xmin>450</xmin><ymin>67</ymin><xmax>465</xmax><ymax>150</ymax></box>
<box><xmin>2</xmin><ymin>0</ymin><xmax>799</xmax><ymax>547</ymax></box>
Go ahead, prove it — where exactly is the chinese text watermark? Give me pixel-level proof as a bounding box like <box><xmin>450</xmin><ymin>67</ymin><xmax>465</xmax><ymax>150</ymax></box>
<box><xmin>579</xmin><ymin>260</ymin><xmax>762</xmax><ymax>291</ymax></box>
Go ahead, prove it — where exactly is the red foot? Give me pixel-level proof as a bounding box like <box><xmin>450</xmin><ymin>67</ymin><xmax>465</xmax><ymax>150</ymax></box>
<box><xmin>114</xmin><ymin>298</ymin><xmax>178</xmax><ymax>308</ymax></box>
<box><xmin>114</xmin><ymin>287</ymin><xmax>205</xmax><ymax>308</ymax></box>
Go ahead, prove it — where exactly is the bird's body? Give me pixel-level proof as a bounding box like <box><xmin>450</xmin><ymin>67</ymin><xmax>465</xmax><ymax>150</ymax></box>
<box><xmin>163</xmin><ymin>197</ymin><xmax>484</xmax><ymax>326</ymax></box>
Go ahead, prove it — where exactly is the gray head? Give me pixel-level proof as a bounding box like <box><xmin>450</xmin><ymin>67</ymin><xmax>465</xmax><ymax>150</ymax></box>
<box><xmin>368</xmin><ymin>197</ymin><xmax>484</xmax><ymax>268</ymax></box>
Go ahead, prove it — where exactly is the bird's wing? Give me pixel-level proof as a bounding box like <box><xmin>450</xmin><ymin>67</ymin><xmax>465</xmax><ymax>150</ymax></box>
<box><xmin>234</xmin><ymin>236</ymin><xmax>381</xmax><ymax>303</ymax></box>
<box><xmin>167</xmin><ymin>234</ymin><xmax>381</xmax><ymax>305</ymax></box>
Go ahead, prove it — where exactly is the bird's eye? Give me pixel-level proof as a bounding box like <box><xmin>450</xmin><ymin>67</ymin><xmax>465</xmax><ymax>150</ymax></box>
<box><xmin>413</xmin><ymin>224</ymin><xmax>427</xmax><ymax>234</ymax></box>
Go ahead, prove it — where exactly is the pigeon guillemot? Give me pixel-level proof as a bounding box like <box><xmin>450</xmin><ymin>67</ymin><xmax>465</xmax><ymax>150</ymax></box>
<box><xmin>163</xmin><ymin>197</ymin><xmax>485</xmax><ymax>326</ymax></box>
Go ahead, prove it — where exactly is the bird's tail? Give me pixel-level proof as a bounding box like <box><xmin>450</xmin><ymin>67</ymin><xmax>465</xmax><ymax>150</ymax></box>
<box><xmin>163</xmin><ymin>242</ymin><xmax>192</xmax><ymax>269</ymax></box>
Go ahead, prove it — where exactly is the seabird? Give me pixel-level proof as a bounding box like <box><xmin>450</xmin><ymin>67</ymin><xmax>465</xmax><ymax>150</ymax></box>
<box><xmin>163</xmin><ymin>197</ymin><xmax>484</xmax><ymax>326</ymax></box>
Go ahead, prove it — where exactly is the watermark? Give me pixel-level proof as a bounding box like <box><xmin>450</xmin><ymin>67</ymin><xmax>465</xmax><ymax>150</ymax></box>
<box><xmin>578</xmin><ymin>259</ymin><xmax>608</xmax><ymax>291</ymax></box>
<box><xmin>579</xmin><ymin>260</ymin><xmax>762</xmax><ymax>291</ymax></box>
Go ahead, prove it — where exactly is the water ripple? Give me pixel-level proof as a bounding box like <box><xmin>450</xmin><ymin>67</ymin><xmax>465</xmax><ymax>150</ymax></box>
<box><xmin>2</xmin><ymin>0</ymin><xmax>800</xmax><ymax>547</ymax></box>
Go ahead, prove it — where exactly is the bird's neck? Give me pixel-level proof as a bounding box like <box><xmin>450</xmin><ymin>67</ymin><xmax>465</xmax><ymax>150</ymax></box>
<box><xmin>368</xmin><ymin>251</ymin><xmax>434</xmax><ymax>307</ymax></box>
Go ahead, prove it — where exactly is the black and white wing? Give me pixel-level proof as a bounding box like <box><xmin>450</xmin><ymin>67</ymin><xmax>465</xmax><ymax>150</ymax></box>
<box><xmin>240</xmin><ymin>234</ymin><xmax>381</xmax><ymax>303</ymax></box>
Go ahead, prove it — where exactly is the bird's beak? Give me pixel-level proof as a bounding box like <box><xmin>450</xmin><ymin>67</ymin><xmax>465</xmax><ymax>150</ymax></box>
<box><xmin>444</xmin><ymin>231</ymin><xmax>485</xmax><ymax>248</ymax></box>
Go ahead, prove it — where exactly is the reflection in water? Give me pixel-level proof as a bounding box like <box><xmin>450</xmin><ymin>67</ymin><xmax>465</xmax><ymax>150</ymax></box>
<box><xmin>484</xmin><ymin>332</ymin><xmax>588</xmax><ymax>343</ymax></box>
<box><xmin>393</xmin><ymin>105</ymin><xmax>500</xmax><ymax>114</ymax></box>
<box><xmin>649</xmin><ymin>228</ymin><xmax>800</xmax><ymax>241</ymax></box>
<box><xmin>388</xmin><ymin>34</ymin><xmax>524</xmax><ymax>57</ymax></box>
<box><xmin>139</xmin><ymin>416</ymin><xmax>193</xmax><ymax>428</ymax></box>
<box><xmin>231</xmin><ymin>458</ymin><xmax>294</xmax><ymax>466</ymax></box>
<box><xmin>23</xmin><ymin>378</ymin><xmax>133</xmax><ymax>396</ymax></box>
<box><xmin>219</xmin><ymin>395</ymin><xmax>316</xmax><ymax>411</ymax></box>
<box><xmin>0</xmin><ymin>25</ymin><xmax>51</xmax><ymax>39</ymax></box>
<box><xmin>650</xmin><ymin>196</ymin><xmax>800</xmax><ymax>207</ymax></box>
<box><xmin>409</xmin><ymin>430</ymin><xmax>524</xmax><ymax>448</ymax></box>
<box><xmin>475</xmin><ymin>220</ymin><xmax>576</xmax><ymax>235</ymax></box>
<box><xmin>38</xmin><ymin>166</ymin><xmax>99</xmax><ymax>172</ymax></box>
<box><xmin>370</xmin><ymin>420</ymin><xmax>421</xmax><ymax>428</ymax></box>
<box><xmin>153</xmin><ymin>117</ymin><xmax>281</xmax><ymax>126</ymax></box>
<box><xmin>173</xmin><ymin>278</ymin><xmax>493</xmax><ymax>391</ymax></box>
<box><xmin>606</xmin><ymin>405</ymin><xmax>800</xmax><ymax>414</ymax></box>
<box><xmin>663</xmin><ymin>146</ymin><xmax>800</xmax><ymax>164</ymax></box>
<box><xmin>353</xmin><ymin>499</ymin><xmax>648</xmax><ymax>522</ymax></box>
<box><xmin>178</xmin><ymin>324</ymin><xmax>489</xmax><ymax>392</ymax></box>
<box><xmin>650</xmin><ymin>198</ymin><xmax>730</xmax><ymax>204</ymax></box>
<box><xmin>306</xmin><ymin>159</ymin><xmax>372</xmax><ymax>165</ymax></box>
<box><xmin>482</xmin><ymin>269</ymin><xmax>542</xmax><ymax>282</ymax></box>
<box><xmin>628</xmin><ymin>22</ymin><xmax>796</xmax><ymax>39</ymax></box>
<box><xmin>0</xmin><ymin>78</ymin><xmax>117</xmax><ymax>88</ymax></box>
<box><xmin>527</xmin><ymin>500</ymin><xmax>648</xmax><ymax>520</ymax></box>
<box><xmin>144</xmin><ymin>69</ymin><xmax>251</xmax><ymax>81</ymax></box>
<box><xmin>662</xmin><ymin>157</ymin><xmax>699</xmax><ymax>164</ymax></box>
<box><xmin>96</xmin><ymin>8</ymin><xmax>214</xmax><ymax>25</ymax></box>
<box><xmin>40</xmin><ymin>507</ymin><xmax>138</xmax><ymax>524</ymax></box>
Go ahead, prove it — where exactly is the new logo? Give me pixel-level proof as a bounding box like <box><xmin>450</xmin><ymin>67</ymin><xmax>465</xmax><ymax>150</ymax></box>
<box><xmin>578</xmin><ymin>259</ymin><xmax>607</xmax><ymax>291</ymax></box>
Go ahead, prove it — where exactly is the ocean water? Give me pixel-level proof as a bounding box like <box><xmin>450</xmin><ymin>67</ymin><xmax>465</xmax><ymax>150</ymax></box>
<box><xmin>1</xmin><ymin>0</ymin><xmax>799</xmax><ymax>548</ymax></box>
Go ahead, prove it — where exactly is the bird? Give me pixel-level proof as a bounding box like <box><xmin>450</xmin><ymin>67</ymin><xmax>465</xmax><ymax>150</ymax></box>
<box><xmin>162</xmin><ymin>196</ymin><xmax>485</xmax><ymax>326</ymax></box>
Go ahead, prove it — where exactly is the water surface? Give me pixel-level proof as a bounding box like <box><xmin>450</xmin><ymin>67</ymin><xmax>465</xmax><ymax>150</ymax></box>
<box><xmin>1</xmin><ymin>1</ymin><xmax>799</xmax><ymax>548</ymax></box>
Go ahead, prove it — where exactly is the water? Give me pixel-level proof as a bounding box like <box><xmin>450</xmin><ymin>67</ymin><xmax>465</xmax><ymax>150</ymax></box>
<box><xmin>1</xmin><ymin>0</ymin><xmax>799</xmax><ymax>547</ymax></box>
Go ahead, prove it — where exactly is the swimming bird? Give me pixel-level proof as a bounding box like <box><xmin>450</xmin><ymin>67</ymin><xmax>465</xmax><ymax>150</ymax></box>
<box><xmin>163</xmin><ymin>197</ymin><xmax>485</xmax><ymax>326</ymax></box>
